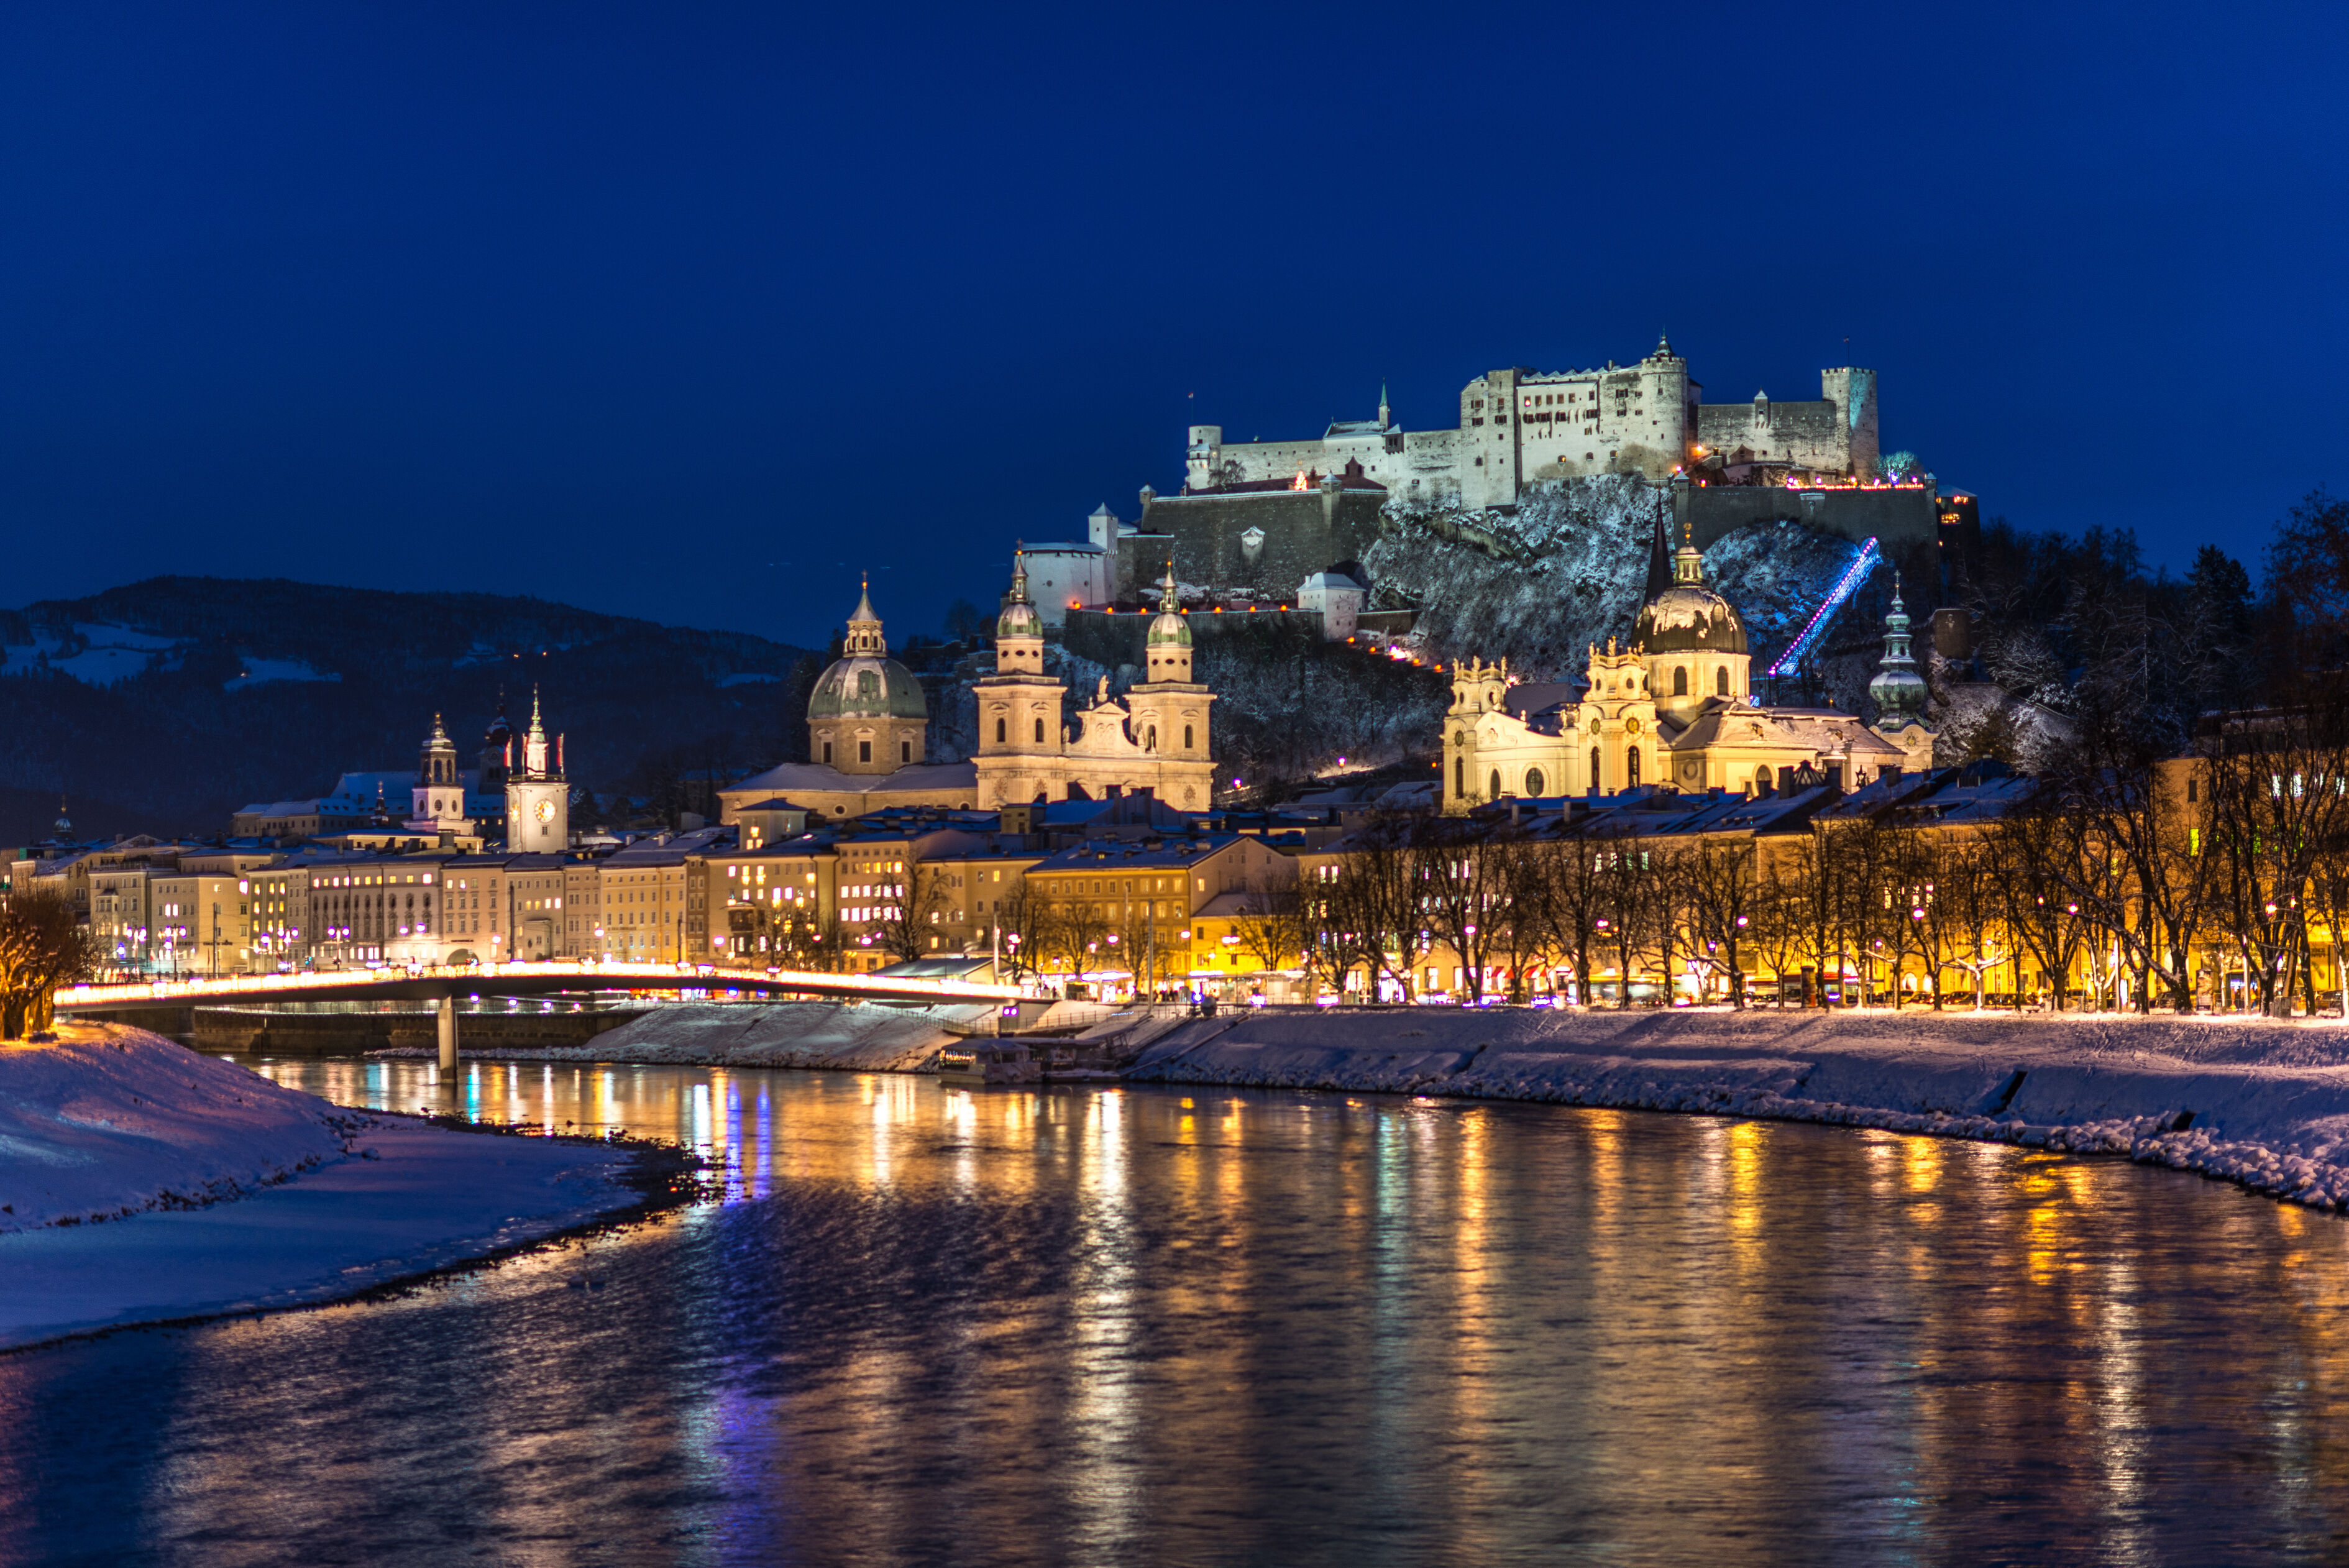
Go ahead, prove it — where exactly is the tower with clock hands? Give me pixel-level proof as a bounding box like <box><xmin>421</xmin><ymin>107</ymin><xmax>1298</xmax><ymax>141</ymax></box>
<box><xmin>505</xmin><ymin>688</ymin><xmax>569</xmax><ymax>851</ymax></box>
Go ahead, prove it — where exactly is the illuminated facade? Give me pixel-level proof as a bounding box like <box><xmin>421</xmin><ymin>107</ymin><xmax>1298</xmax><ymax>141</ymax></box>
<box><xmin>1186</xmin><ymin>336</ymin><xmax>1880</xmax><ymax>508</ymax></box>
<box><xmin>1442</xmin><ymin>519</ymin><xmax>1925</xmax><ymax>812</ymax></box>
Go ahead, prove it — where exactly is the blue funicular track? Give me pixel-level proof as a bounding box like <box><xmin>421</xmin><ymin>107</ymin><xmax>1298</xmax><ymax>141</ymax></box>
<box><xmin>1767</xmin><ymin>536</ymin><xmax>1880</xmax><ymax>679</ymax></box>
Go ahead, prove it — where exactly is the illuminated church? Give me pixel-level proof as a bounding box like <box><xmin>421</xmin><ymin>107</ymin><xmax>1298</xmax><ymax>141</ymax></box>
<box><xmin>718</xmin><ymin>562</ymin><xmax>1219</xmax><ymax>823</ymax></box>
<box><xmin>1441</xmin><ymin>519</ymin><xmax>1932</xmax><ymax>812</ymax></box>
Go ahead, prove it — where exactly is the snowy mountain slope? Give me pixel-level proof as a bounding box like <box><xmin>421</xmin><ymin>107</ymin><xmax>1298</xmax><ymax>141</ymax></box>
<box><xmin>0</xmin><ymin>578</ymin><xmax>820</xmax><ymax>837</ymax></box>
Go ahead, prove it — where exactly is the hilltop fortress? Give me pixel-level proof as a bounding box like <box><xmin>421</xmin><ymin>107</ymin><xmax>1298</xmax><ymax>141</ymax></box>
<box><xmin>1185</xmin><ymin>335</ymin><xmax>1877</xmax><ymax>509</ymax></box>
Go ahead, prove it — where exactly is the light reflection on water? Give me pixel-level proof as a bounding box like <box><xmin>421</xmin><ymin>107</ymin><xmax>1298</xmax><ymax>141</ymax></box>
<box><xmin>0</xmin><ymin>1056</ymin><xmax>2346</xmax><ymax>1566</ymax></box>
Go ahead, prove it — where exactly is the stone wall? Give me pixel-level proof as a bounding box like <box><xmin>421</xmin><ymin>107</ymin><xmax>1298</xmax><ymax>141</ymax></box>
<box><xmin>1063</xmin><ymin>606</ymin><xmax>1330</xmax><ymax>672</ymax></box>
<box><xmin>1135</xmin><ymin>489</ymin><xmax>1386</xmax><ymax>596</ymax></box>
<box><xmin>1677</xmin><ymin>482</ymin><xmax>1939</xmax><ymax>554</ymax></box>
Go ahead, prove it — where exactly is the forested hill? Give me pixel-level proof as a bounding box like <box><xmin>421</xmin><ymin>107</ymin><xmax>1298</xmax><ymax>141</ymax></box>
<box><xmin>0</xmin><ymin>577</ymin><xmax>820</xmax><ymax>842</ymax></box>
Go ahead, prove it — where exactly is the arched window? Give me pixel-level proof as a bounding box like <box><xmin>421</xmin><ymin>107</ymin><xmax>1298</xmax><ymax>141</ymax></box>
<box><xmin>1145</xmin><ymin>725</ymin><xmax>1157</xmax><ymax>751</ymax></box>
<box><xmin>1754</xmin><ymin>766</ymin><xmax>1772</xmax><ymax>795</ymax></box>
<box><xmin>1183</xmin><ymin>724</ymin><xmax>1193</xmax><ymax>750</ymax></box>
<box><xmin>1716</xmin><ymin>666</ymin><xmax>1730</xmax><ymax>697</ymax></box>
<box><xmin>995</xmin><ymin>718</ymin><xmax>1006</xmax><ymax>744</ymax></box>
<box><xmin>1034</xmin><ymin>717</ymin><xmax>1045</xmax><ymax>744</ymax></box>
<box><xmin>1673</xmin><ymin>666</ymin><xmax>1688</xmax><ymax>696</ymax></box>
<box><xmin>1525</xmin><ymin>768</ymin><xmax>1545</xmax><ymax>796</ymax></box>
<box><xmin>1590</xmin><ymin>746</ymin><xmax>1602</xmax><ymax>791</ymax></box>
<box><xmin>1626</xmin><ymin>747</ymin><xmax>1641</xmax><ymax>787</ymax></box>
<box><xmin>1490</xmin><ymin>769</ymin><xmax>1502</xmax><ymax>799</ymax></box>
<box><xmin>1454</xmin><ymin>757</ymin><xmax>1465</xmax><ymax>796</ymax></box>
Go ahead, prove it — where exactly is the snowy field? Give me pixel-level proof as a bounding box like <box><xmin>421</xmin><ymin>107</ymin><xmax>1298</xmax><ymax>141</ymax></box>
<box><xmin>0</xmin><ymin>1028</ymin><xmax>643</xmax><ymax>1350</ymax></box>
<box><xmin>1125</xmin><ymin>1007</ymin><xmax>2349</xmax><ymax>1212</ymax></box>
<box><xmin>373</xmin><ymin>999</ymin><xmax>991</xmax><ymax>1072</ymax></box>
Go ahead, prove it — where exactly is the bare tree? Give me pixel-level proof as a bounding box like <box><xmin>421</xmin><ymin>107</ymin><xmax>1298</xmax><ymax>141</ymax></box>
<box><xmin>0</xmin><ymin>889</ymin><xmax>98</xmax><ymax>1036</ymax></box>
<box><xmin>1682</xmin><ymin>836</ymin><xmax>1759</xmax><ymax>1007</ymax></box>
<box><xmin>1232</xmin><ymin>863</ymin><xmax>1315</xmax><ymax>994</ymax></box>
<box><xmin>872</xmin><ymin>863</ymin><xmax>954</xmax><ymax>963</ymax></box>
<box><xmin>1330</xmin><ymin>811</ymin><xmax>1438</xmax><ymax>1002</ymax></box>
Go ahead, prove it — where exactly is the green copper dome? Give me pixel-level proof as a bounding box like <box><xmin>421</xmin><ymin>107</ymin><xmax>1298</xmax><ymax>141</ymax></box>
<box><xmin>1145</xmin><ymin>567</ymin><xmax>1189</xmax><ymax>646</ymax></box>
<box><xmin>807</xmin><ymin>656</ymin><xmax>928</xmax><ymax>721</ymax></box>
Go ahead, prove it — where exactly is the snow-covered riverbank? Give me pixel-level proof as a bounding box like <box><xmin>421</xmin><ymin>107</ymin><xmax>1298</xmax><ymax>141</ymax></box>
<box><xmin>0</xmin><ymin>1027</ymin><xmax>656</xmax><ymax>1350</ymax></box>
<box><xmin>1125</xmin><ymin>1007</ymin><xmax>2349</xmax><ymax>1211</ymax></box>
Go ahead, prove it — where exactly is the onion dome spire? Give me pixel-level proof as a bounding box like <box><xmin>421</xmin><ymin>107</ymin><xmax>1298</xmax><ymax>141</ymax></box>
<box><xmin>997</xmin><ymin>549</ymin><xmax>1043</xmax><ymax>641</ymax></box>
<box><xmin>1868</xmin><ymin>572</ymin><xmax>1930</xmax><ymax>732</ymax></box>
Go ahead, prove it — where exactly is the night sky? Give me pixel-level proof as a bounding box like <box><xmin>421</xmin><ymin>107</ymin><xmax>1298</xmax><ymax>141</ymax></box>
<box><xmin>3</xmin><ymin>2</ymin><xmax>2343</xmax><ymax>648</ymax></box>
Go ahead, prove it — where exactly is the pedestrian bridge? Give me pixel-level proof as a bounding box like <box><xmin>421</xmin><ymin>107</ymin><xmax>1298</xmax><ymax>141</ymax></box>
<box><xmin>54</xmin><ymin>960</ymin><xmax>1022</xmax><ymax>1013</ymax></box>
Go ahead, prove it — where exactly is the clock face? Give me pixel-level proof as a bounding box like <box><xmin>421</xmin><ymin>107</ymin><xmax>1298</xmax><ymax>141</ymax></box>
<box><xmin>534</xmin><ymin>800</ymin><xmax>556</xmax><ymax>823</ymax></box>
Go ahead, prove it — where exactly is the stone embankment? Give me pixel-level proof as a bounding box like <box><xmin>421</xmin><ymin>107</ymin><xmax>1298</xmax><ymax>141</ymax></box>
<box><xmin>373</xmin><ymin>999</ymin><xmax>991</xmax><ymax>1073</ymax></box>
<box><xmin>1122</xmin><ymin>1006</ymin><xmax>2349</xmax><ymax>1212</ymax></box>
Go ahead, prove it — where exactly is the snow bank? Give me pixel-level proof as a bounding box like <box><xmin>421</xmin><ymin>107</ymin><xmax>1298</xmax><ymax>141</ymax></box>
<box><xmin>0</xmin><ymin>1025</ymin><xmax>348</xmax><ymax>1232</ymax></box>
<box><xmin>0</xmin><ymin>1116</ymin><xmax>641</xmax><ymax>1350</ymax></box>
<box><xmin>1127</xmin><ymin>1008</ymin><xmax>2349</xmax><ymax>1211</ymax></box>
<box><xmin>375</xmin><ymin>1000</ymin><xmax>988</xmax><ymax>1071</ymax></box>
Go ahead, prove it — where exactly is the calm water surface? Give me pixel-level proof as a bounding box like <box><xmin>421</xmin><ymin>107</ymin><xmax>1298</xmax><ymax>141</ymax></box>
<box><xmin>4</xmin><ymin>1055</ymin><xmax>2349</xmax><ymax>1566</ymax></box>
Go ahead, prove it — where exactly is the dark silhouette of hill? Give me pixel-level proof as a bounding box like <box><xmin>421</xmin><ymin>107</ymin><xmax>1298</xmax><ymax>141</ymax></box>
<box><xmin>0</xmin><ymin>577</ymin><xmax>819</xmax><ymax>838</ymax></box>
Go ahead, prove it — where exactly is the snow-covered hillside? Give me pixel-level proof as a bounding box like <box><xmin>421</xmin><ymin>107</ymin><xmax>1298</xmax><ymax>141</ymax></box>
<box><xmin>1367</xmin><ymin>477</ymin><xmax>1869</xmax><ymax>691</ymax></box>
<box><xmin>0</xmin><ymin>1025</ymin><xmax>349</xmax><ymax>1231</ymax></box>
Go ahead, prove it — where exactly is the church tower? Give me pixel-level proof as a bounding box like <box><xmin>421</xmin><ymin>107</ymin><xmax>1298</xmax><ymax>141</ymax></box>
<box><xmin>1868</xmin><ymin>573</ymin><xmax>1936</xmax><ymax>769</ymax></box>
<box><xmin>407</xmin><ymin>713</ymin><xmax>475</xmax><ymax>840</ymax></box>
<box><xmin>505</xmin><ymin>688</ymin><xmax>569</xmax><ymax>851</ymax></box>
<box><xmin>1124</xmin><ymin>569</ymin><xmax>1216</xmax><ymax>807</ymax></box>
<box><xmin>974</xmin><ymin>552</ymin><xmax>1068</xmax><ymax>809</ymax></box>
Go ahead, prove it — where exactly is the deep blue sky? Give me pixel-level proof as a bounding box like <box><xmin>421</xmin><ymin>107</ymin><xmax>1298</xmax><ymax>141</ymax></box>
<box><xmin>3</xmin><ymin>2</ymin><xmax>2343</xmax><ymax>648</ymax></box>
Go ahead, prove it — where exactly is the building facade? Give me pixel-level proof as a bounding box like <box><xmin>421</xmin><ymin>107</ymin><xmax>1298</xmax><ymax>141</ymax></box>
<box><xmin>718</xmin><ymin>569</ymin><xmax>1223</xmax><ymax>823</ymax></box>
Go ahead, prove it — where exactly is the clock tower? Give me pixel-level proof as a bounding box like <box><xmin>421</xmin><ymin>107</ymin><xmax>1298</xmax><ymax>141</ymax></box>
<box><xmin>505</xmin><ymin>687</ymin><xmax>569</xmax><ymax>852</ymax></box>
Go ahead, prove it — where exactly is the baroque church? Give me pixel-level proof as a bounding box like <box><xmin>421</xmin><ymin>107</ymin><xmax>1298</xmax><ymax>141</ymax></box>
<box><xmin>1442</xmin><ymin>518</ymin><xmax>1933</xmax><ymax>812</ymax></box>
<box><xmin>717</xmin><ymin>561</ymin><xmax>1219</xmax><ymax>824</ymax></box>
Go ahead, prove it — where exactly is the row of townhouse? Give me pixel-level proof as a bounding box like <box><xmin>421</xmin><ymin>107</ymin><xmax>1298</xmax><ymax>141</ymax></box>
<box><xmin>7</xmin><ymin>791</ymin><xmax>1337</xmax><ymax>989</ymax></box>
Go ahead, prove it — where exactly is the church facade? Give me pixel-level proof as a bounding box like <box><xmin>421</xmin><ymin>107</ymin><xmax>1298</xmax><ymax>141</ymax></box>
<box><xmin>717</xmin><ymin>562</ymin><xmax>1222</xmax><ymax>825</ymax></box>
<box><xmin>1442</xmin><ymin>521</ymin><xmax>1933</xmax><ymax>812</ymax></box>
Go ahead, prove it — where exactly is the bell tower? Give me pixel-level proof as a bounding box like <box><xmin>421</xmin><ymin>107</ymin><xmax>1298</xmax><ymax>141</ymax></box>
<box><xmin>407</xmin><ymin>713</ymin><xmax>475</xmax><ymax>839</ymax></box>
<box><xmin>505</xmin><ymin>687</ymin><xmax>569</xmax><ymax>852</ymax></box>
<box><xmin>974</xmin><ymin>551</ymin><xmax>1069</xmax><ymax>808</ymax></box>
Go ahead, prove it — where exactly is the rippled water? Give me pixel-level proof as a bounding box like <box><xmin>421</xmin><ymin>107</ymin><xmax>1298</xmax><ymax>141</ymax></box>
<box><xmin>6</xmin><ymin>1057</ymin><xmax>2349</xmax><ymax>1566</ymax></box>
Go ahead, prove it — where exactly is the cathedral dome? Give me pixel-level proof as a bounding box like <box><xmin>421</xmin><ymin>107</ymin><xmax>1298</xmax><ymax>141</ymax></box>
<box><xmin>808</xmin><ymin>655</ymin><xmax>928</xmax><ymax>721</ymax></box>
<box><xmin>1633</xmin><ymin>584</ymin><xmax>1749</xmax><ymax>656</ymax></box>
<box><xmin>810</xmin><ymin>579</ymin><xmax>930</xmax><ymax>722</ymax></box>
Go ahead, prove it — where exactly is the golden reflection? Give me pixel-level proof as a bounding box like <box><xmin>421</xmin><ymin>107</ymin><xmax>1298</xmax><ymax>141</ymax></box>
<box><xmin>1724</xmin><ymin>1119</ymin><xmax>1763</xmax><ymax>1244</ymax></box>
<box><xmin>1903</xmin><ymin>1135</ymin><xmax>1943</xmax><ymax>1193</ymax></box>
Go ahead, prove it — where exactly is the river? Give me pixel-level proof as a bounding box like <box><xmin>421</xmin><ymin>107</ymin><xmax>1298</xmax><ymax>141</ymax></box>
<box><xmin>5</xmin><ymin>1057</ymin><xmax>2349</xmax><ymax>1566</ymax></box>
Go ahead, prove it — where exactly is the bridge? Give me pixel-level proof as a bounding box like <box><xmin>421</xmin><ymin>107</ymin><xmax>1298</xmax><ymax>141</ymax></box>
<box><xmin>55</xmin><ymin>961</ymin><xmax>1022</xmax><ymax>1068</ymax></box>
<box><xmin>55</xmin><ymin>960</ymin><xmax>1020</xmax><ymax>1012</ymax></box>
